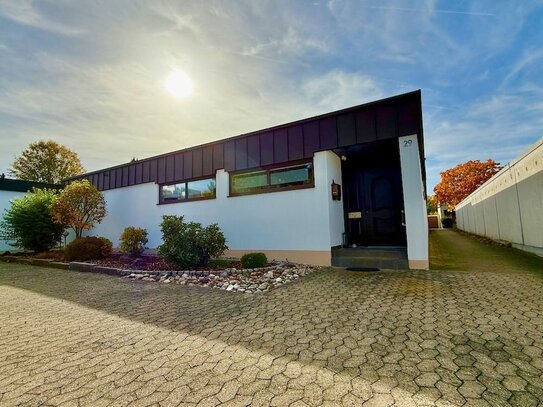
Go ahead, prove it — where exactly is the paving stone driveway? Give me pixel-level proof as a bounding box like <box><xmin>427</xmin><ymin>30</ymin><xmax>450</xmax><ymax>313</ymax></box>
<box><xmin>1</xmin><ymin>232</ymin><xmax>543</xmax><ymax>406</ymax></box>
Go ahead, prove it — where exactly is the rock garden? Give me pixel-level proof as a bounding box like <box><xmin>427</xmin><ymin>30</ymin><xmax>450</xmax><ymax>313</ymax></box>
<box><xmin>66</xmin><ymin>250</ymin><xmax>320</xmax><ymax>294</ymax></box>
<box><xmin>124</xmin><ymin>260</ymin><xmax>318</xmax><ymax>293</ymax></box>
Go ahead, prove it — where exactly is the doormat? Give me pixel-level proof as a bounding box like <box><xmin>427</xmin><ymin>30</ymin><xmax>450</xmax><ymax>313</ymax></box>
<box><xmin>346</xmin><ymin>267</ymin><xmax>380</xmax><ymax>272</ymax></box>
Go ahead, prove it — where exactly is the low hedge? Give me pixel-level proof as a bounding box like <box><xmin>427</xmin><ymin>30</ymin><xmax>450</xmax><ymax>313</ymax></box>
<box><xmin>241</xmin><ymin>253</ymin><xmax>267</xmax><ymax>269</ymax></box>
<box><xmin>65</xmin><ymin>236</ymin><xmax>112</xmax><ymax>261</ymax></box>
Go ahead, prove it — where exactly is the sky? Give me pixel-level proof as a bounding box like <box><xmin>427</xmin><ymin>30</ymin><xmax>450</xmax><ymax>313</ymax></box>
<box><xmin>0</xmin><ymin>0</ymin><xmax>542</xmax><ymax>191</ymax></box>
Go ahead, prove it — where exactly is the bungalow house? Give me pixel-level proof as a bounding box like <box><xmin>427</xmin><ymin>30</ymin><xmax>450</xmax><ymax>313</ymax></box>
<box><xmin>72</xmin><ymin>90</ymin><xmax>429</xmax><ymax>269</ymax></box>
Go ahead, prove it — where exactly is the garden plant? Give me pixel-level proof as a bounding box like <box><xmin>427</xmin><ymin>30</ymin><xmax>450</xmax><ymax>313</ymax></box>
<box><xmin>0</xmin><ymin>188</ymin><xmax>64</xmax><ymax>252</ymax></box>
<box><xmin>158</xmin><ymin>215</ymin><xmax>227</xmax><ymax>268</ymax></box>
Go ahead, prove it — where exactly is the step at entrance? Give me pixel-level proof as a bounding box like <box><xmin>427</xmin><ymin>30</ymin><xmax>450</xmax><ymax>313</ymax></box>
<box><xmin>332</xmin><ymin>247</ymin><xmax>408</xmax><ymax>270</ymax></box>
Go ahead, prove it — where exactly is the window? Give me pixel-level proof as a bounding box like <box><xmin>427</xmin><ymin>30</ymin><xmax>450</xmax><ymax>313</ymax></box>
<box><xmin>230</xmin><ymin>161</ymin><xmax>313</xmax><ymax>196</ymax></box>
<box><xmin>187</xmin><ymin>179</ymin><xmax>216</xmax><ymax>199</ymax></box>
<box><xmin>231</xmin><ymin>171</ymin><xmax>267</xmax><ymax>192</ymax></box>
<box><xmin>161</xmin><ymin>183</ymin><xmax>186</xmax><ymax>203</ymax></box>
<box><xmin>159</xmin><ymin>177</ymin><xmax>215</xmax><ymax>204</ymax></box>
<box><xmin>270</xmin><ymin>166</ymin><xmax>311</xmax><ymax>186</ymax></box>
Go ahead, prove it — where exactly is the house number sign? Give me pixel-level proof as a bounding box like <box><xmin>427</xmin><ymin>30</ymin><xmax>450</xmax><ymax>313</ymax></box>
<box><xmin>348</xmin><ymin>212</ymin><xmax>362</xmax><ymax>219</ymax></box>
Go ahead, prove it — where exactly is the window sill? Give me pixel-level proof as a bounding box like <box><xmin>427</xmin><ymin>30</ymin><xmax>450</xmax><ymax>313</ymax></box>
<box><xmin>157</xmin><ymin>196</ymin><xmax>216</xmax><ymax>205</ymax></box>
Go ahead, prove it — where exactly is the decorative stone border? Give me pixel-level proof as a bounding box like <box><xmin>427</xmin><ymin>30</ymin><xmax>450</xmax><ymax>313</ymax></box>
<box><xmin>0</xmin><ymin>256</ymin><xmax>321</xmax><ymax>294</ymax></box>
<box><xmin>69</xmin><ymin>261</ymin><xmax>133</xmax><ymax>276</ymax></box>
<box><xmin>0</xmin><ymin>256</ymin><xmax>69</xmax><ymax>270</ymax></box>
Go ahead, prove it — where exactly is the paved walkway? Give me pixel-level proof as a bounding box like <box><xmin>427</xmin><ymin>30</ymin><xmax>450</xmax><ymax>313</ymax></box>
<box><xmin>0</xmin><ymin>230</ymin><xmax>542</xmax><ymax>406</ymax></box>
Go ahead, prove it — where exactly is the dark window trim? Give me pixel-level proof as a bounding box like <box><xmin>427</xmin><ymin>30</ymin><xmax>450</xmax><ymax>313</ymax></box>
<box><xmin>229</xmin><ymin>159</ymin><xmax>314</xmax><ymax>197</ymax></box>
<box><xmin>158</xmin><ymin>176</ymin><xmax>216</xmax><ymax>205</ymax></box>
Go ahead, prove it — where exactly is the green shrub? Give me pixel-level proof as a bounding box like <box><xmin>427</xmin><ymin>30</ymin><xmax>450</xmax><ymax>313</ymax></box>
<box><xmin>65</xmin><ymin>236</ymin><xmax>112</xmax><ymax>261</ymax></box>
<box><xmin>241</xmin><ymin>253</ymin><xmax>268</xmax><ymax>269</ymax></box>
<box><xmin>442</xmin><ymin>217</ymin><xmax>454</xmax><ymax>228</ymax></box>
<box><xmin>157</xmin><ymin>215</ymin><xmax>227</xmax><ymax>268</ymax></box>
<box><xmin>0</xmin><ymin>188</ymin><xmax>64</xmax><ymax>252</ymax></box>
<box><xmin>119</xmin><ymin>226</ymin><xmax>148</xmax><ymax>257</ymax></box>
<box><xmin>197</xmin><ymin>223</ymin><xmax>228</xmax><ymax>266</ymax></box>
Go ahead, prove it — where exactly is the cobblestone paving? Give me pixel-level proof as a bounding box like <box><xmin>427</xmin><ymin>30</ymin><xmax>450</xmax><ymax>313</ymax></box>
<box><xmin>1</xmin><ymin>232</ymin><xmax>543</xmax><ymax>406</ymax></box>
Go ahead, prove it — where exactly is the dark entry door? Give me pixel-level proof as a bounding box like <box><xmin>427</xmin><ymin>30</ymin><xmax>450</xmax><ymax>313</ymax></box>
<box><xmin>344</xmin><ymin>169</ymin><xmax>406</xmax><ymax>246</ymax></box>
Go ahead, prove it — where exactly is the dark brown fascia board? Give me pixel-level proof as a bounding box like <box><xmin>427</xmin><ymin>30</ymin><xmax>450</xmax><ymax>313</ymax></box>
<box><xmin>66</xmin><ymin>90</ymin><xmax>422</xmax><ymax>181</ymax></box>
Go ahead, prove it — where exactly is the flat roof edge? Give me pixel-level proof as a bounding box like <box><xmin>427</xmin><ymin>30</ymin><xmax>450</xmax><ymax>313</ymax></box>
<box><xmin>67</xmin><ymin>90</ymin><xmax>422</xmax><ymax>181</ymax></box>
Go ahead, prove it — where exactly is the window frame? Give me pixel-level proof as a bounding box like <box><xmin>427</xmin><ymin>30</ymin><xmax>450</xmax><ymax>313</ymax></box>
<box><xmin>158</xmin><ymin>175</ymin><xmax>216</xmax><ymax>205</ymax></box>
<box><xmin>229</xmin><ymin>159</ymin><xmax>314</xmax><ymax>197</ymax></box>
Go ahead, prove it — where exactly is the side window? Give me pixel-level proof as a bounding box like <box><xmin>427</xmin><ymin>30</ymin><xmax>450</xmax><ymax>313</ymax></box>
<box><xmin>159</xmin><ymin>177</ymin><xmax>215</xmax><ymax>204</ymax></box>
<box><xmin>230</xmin><ymin>161</ymin><xmax>313</xmax><ymax>196</ymax></box>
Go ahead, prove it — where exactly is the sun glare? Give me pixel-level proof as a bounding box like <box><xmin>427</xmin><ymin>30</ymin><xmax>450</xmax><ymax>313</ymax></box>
<box><xmin>165</xmin><ymin>70</ymin><xmax>194</xmax><ymax>99</ymax></box>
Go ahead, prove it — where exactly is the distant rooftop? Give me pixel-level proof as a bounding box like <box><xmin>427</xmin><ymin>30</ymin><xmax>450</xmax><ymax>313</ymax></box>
<box><xmin>0</xmin><ymin>176</ymin><xmax>61</xmax><ymax>193</ymax></box>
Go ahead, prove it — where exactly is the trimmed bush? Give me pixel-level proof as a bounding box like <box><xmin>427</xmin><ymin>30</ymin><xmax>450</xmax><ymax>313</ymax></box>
<box><xmin>197</xmin><ymin>223</ymin><xmax>228</xmax><ymax>266</ymax></box>
<box><xmin>241</xmin><ymin>253</ymin><xmax>268</xmax><ymax>269</ymax></box>
<box><xmin>65</xmin><ymin>236</ymin><xmax>112</xmax><ymax>261</ymax></box>
<box><xmin>119</xmin><ymin>226</ymin><xmax>148</xmax><ymax>257</ymax></box>
<box><xmin>442</xmin><ymin>217</ymin><xmax>454</xmax><ymax>228</ymax></box>
<box><xmin>0</xmin><ymin>188</ymin><xmax>64</xmax><ymax>252</ymax></box>
<box><xmin>158</xmin><ymin>215</ymin><xmax>227</xmax><ymax>268</ymax></box>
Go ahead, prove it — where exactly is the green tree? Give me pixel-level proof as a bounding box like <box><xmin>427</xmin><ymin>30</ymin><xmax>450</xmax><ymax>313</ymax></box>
<box><xmin>426</xmin><ymin>195</ymin><xmax>438</xmax><ymax>214</ymax></box>
<box><xmin>9</xmin><ymin>140</ymin><xmax>85</xmax><ymax>184</ymax></box>
<box><xmin>0</xmin><ymin>188</ymin><xmax>65</xmax><ymax>252</ymax></box>
<box><xmin>51</xmin><ymin>179</ymin><xmax>106</xmax><ymax>238</ymax></box>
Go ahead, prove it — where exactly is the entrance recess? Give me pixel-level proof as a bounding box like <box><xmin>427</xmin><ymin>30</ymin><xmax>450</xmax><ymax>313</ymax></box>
<box><xmin>341</xmin><ymin>140</ymin><xmax>406</xmax><ymax>247</ymax></box>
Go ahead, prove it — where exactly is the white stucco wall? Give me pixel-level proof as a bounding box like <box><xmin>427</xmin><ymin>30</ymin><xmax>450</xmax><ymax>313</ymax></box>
<box><xmin>399</xmin><ymin>135</ymin><xmax>429</xmax><ymax>269</ymax></box>
<box><xmin>324</xmin><ymin>152</ymin><xmax>345</xmax><ymax>247</ymax></box>
<box><xmin>456</xmin><ymin>137</ymin><xmax>543</xmax><ymax>257</ymax></box>
<box><xmin>87</xmin><ymin>151</ymin><xmax>344</xmax><ymax>263</ymax></box>
<box><xmin>0</xmin><ymin>190</ymin><xmax>26</xmax><ymax>252</ymax></box>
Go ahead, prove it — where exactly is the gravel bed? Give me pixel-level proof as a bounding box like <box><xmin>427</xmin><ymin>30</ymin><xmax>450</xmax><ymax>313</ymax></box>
<box><xmin>126</xmin><ymin>261</ymin><xmax>320</xmax><ymax>294</ymax></box>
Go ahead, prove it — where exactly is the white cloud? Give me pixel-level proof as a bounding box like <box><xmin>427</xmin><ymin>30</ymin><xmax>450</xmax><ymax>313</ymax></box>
<box><xmin>503</xmin><ymin>48</ymin><xmax>543</xmax><ymax>84</ymax></box>
<box><xmin>424</xmin><ymin>87</ymin><xmax>543</xmax><ymax>189</ymax></box>
<box><xmin>0</xmin><ymin>0</ymin><xmax>85</xmax><ymax>36</ymax></box>
<box><xmin>301</xmin><ymin>70</ymin><xmax>384</xmax><ymax>111</ymax></box>
<box><xmin>242</xmin><ymin>27</ymin><xmax>328</xmax><ymax>57</ymax></box>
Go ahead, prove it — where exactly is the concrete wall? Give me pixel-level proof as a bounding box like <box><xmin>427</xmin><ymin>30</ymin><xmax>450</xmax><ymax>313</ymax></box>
<box><xmin>456</xmin><ymin>137</ymin><xmax>543</xmax><ymax>257</ymax></box>
<box><xmin>399</xmin><ymin>135</ymin><xmax>429</xmax><ymax>270</ymax></box>
<box><xmin>87</xmin><ymin>151</ymin><xmax>344</xmax><ymax>266</ymax></box>
<box><xmin>0</xmin><ymin>190</ymin><xmax>26</xmax><ymax>252</ymax></box>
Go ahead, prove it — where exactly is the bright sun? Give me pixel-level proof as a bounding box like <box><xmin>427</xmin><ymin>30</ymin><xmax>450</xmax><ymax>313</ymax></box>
<box><xmin>164</xmin><ymin>70</ymin><xmax>194</xmax><ymax>99</ymax></box>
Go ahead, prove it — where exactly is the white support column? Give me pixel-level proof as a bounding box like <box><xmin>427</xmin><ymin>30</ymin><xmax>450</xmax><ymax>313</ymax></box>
<box><xmin>399</xmin><ymin>135</ymin><xmax>429</xmax><ymax>270</ymax></box>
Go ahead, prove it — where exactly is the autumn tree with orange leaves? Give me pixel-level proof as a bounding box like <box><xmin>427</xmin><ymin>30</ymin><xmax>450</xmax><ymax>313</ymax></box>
<box><xmin>52</xmin><ymin>179</ymin><xmax>106</xmax><ymax>238</ymax></box>
<box><xmin>434</xmin><ymin>159</ymin><xmax>502</xmax><ymax>208</ymax></box>
<box><xmin>9</xmin><ymin>140</ymin><xmax>84</xmax><ymax>184</ymax></box>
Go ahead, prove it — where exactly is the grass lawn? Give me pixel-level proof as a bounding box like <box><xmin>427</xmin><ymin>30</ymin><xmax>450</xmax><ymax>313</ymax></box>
<box><xmin>430</xmin><ymin>229</ymin><xmax>543</xmax><ymax>277</ymax></box>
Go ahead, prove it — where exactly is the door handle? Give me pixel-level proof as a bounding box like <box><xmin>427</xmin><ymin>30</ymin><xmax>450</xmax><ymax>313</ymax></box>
<box><xmin>401</xmin><ymin>210</ymin><xmax>406</xmax><ymax>226</ymax></box>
